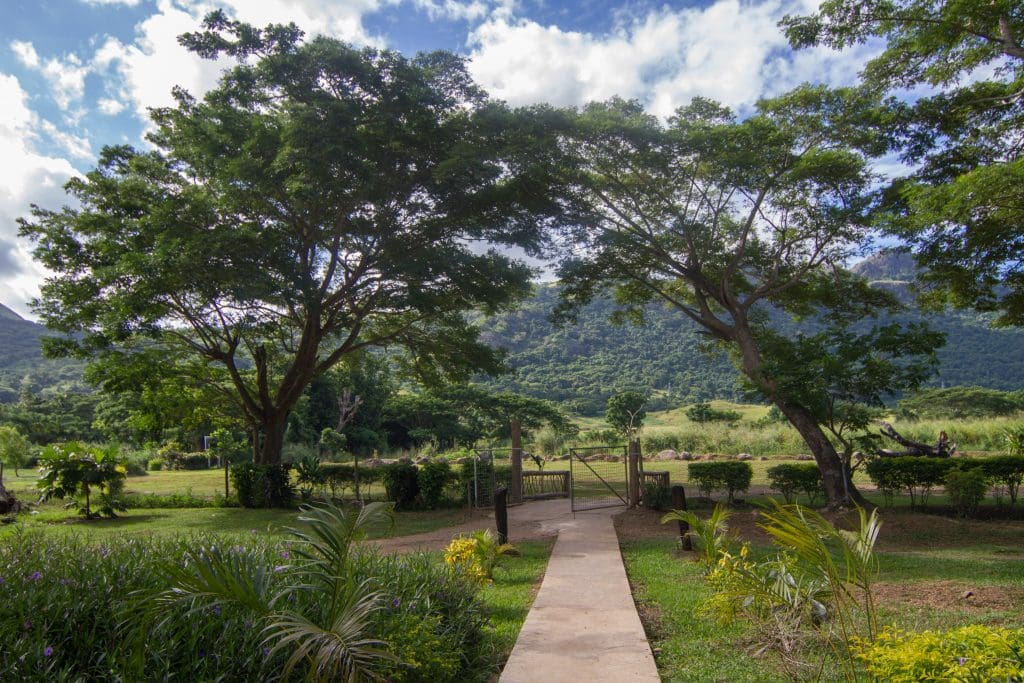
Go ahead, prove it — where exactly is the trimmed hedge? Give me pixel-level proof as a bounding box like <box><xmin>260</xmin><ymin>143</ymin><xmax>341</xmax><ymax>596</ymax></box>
<box><xmin>382</xmin><ymin>462</ymin><xmax>420</xmax><ymax>510</ymax></box>
<box><xmin>766</xmin><ymin>463</ymin><xmax>825</xmax><ymax>506</ymax></box>
<box><xmin>865</xmin><ymin>455</ymin><xmax>1024</xmax><ymax>509</ymax></box>
<box><xmin>688</xmin><ymin>461</ymin><xmax>752</xmax><ymax>503</ymax></box>
<box><xmin>229</xmin><ymin>463</ymin><xmax>295</xmax><ymax>508</ymax></box>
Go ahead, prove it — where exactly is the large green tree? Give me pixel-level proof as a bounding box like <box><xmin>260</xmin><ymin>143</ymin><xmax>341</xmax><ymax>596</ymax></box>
<box><xmin>551</xmin><ymin>89</ymin><xmax>942</xmax><ymax>508</ymax></box>
<box><xmin>20</xmin><ymin>14</ymin><xmax>560</xmax><ymax>465</ymax></box>
<box><xmin>784</xmin><ymin>0</ymin><xmax>1024</xmax><ymax>325</ymax></box>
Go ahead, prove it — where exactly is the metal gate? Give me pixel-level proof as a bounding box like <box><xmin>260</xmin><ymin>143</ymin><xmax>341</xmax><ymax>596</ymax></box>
<box><xmin>470</xmin><ymin>448</ymin><xmax>513</xmax><ymax>508</ymax></box>
<box><xmin>569</xmin><ymin>445</ymin><xmax>628</xmax><ymax>513</ymax></box>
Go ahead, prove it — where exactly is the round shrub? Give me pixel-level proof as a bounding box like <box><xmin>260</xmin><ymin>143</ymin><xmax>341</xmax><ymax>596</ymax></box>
<box><xmin>688</xmin><ymin>461</ymin><xmax>753</xmax><ymax>503</ymax></box>
<box><xmin>175</xmin><ymin>452</ymin><xmax>213</xmax><ymax>470</ymax></box>
<box><xmin>767</xmin><ymin>463</ymin><xmax>824</xmax><ymax>505</ymax></box>
<box><xmin>855</xmin><ymin>625</ymin><xmax>1024</xmax><ymax>681</ymax></box>
<box><xmin>147</xmin><ymin>458</ymin><xmax>165</xmax><ymax>471</ymax></box>
<box><xmin>229</xmin><ymin>462</ymin><xmax>294</xmax><ymax>508</ymax></box>
<box><xmin>382</xmin><ymin>462</ymin><xmax>420</xmax><ymax>509</ymax></box>
<box><xmin>944</xmin><ymin>466</ymin><xmax>989</xmax><ymax>517</ymax></box>
<box><xmin>418</xmin><ymin>460</ymin><xmax>456</xmax><ymax>509</ymax></box>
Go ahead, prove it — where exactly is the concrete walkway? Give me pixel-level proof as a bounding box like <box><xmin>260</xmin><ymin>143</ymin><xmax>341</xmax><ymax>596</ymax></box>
<box><xmin>499</xmin><ymin>505</ymin><xmax>661</xmax><ymax>683</ymax></box>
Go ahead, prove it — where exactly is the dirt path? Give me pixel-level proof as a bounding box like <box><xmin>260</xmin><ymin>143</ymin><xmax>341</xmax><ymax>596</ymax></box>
<box><xmin>365</xmin><ymin>498</ymin><xmax>573</xmax><ymax>554</ymax></box>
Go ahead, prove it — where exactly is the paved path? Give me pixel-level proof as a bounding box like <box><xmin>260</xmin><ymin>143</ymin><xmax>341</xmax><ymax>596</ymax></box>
<box><xmin>499</xmin><ymin>504</ymin><xmax>661</xmax><ymax>683</ymax></box>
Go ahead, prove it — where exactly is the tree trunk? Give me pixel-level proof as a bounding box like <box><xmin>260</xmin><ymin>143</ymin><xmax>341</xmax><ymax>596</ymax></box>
<box><xmin>256</xmin><ymin>411</ymin><xmax>289</xmax><ymax>465</ymax></box>
<box><xmin>775</xmin><ymin>399</ymin><xmax>869</xmax><ymax>509</ymax></box>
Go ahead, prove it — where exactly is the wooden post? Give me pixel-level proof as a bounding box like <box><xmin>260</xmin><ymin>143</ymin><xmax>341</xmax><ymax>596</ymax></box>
<box><xmin>510</xmin><ymin>419</ymin><xmax>523</xmax><ymax>505</ymax></box>
<box><xmin>628</xmin><ymin>439</ymin><xmax>641</xmax><ymax>508</ymax></box>
<box><xmin>671</xmin><ymin>485</ymin><xmax>692</xmax><ymax>550</ymax></box>
<box><xmin>495</xmin><ymin>487</ymin><xmax>509</xmax><ymax>544</ymax></box>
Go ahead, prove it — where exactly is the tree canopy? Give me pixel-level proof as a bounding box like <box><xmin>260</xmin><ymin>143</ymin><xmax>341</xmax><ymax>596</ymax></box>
<box><xmin>784</xmin><ymin>0</ymin><xmax>1024</xmax><ymax>325</ymax></box>
<box><xmin>19</xmin><ymin>13</ymin><xmax>561</xmax><ymax>464</ymax></box>
<box><xmin>549</xmin><ymin>88</ymin><xmax>943</xmax><ymax>508</ymax></box>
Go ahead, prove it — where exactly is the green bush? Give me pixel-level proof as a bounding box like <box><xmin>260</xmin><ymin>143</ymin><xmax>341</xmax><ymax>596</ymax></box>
<box><xmin>174</xmin><ymin>452</ymin><xmax>213</xmax><ymax>470</ymax></box>
<box><xmin>686</xmin><ymin>401</ymin><xmax>741</xmax><ymax>423</ymax></box>
<box><xmin>156</xmin><ymin>441</ymin><xmax>185</xmax><ymax>469</ymax></box>
<box><xmin>855</xmin><ymin>625</ymin><xmax>1024</xmax><ymax>682</ymax></box>
<box><xmin>229</xmin><ymin>462</ymin><xmax>294</xmax><ymax>508</ymax></box>
<box><xmin>642</xmin><ymin>481</ymin><xmax>671</xmax><ymax>510</ymax></box>
<box><xmin>687</xmin><ymin>461</ymin><xmax>753</xmax><ymax>503</ymax></box>
<box><xmin>944</xmin><ymin>466</ymin><xmax>989</xmax><ymax>517</ymax></box>
<box><xmin>36</xmin><ymin>442</ymin><xmax>127</xmax><ymax>518</ymax></box>
<box><xmin>382</xmin><ymin>461</ymin><xmax>420</xmax><ymax>509</ymax></box>
<box><xmin>0</xmin><ymin>529</ymin><xmax>494</xmax><ymax>682</ymax></box>
<box><xmin>980</xmin><ymin>454</ymin><xmax>1024</xmax><ymax>506</ymax></box>
<box><xmin>766</xmin><ymin>463</ymin><xmax>824</xmax><ymax>505</ymax></box>
<box><xmin>146</xmin><ymin>458</ymin><xmax>165</xmax><ymax>471</ymax></box>
<box><xmin>865</xmin><ymin>457</ymin><xmax>954</xmax><ymax>508</ymax></box>
<box><xmin>419</xmin><ymin>460</ymin><xmax>456</xmax><ymax>509</ymax></box>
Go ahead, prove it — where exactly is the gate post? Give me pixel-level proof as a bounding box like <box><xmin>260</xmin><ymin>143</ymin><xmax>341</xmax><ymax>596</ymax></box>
<box><xmin>627</xmin><ymin>439</ymin><xmax>641</xmax><ymax>508</ymax></box>
<box><xmin>510</xmin><ymin>420</ymin><xmax>523</xmax><ymax>505</ymax></box>
<box><xmin>495</xmin><ymin>487</ymin><xmax>509</xmax><ymax>544</ymax></box>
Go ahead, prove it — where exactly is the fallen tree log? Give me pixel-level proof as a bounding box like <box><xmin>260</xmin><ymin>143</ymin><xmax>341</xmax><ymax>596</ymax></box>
<box><xmin>876</xmin><ymin>422</ymin><xmax>955</xmax><ymax>458</ymax></box>
<box><xmin>0</xmin><ymin>480</ymin><xmax>23</xmax><ymax>514</ymax></box>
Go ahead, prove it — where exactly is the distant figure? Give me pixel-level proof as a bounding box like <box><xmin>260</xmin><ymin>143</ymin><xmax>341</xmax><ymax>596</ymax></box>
<box><xmin>938</xmin><ymin>430</ymin><xmax>949</xmax><ymax>454</ymax></box>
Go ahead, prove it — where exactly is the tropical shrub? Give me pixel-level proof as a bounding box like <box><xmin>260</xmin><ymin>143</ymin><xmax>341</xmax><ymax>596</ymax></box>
<box><xmin>661</xmin><ymin>503</ymin><xmax>735</xmax><ymax>571</ymax></box>
<box><xmin>686</xmin><ymin>401</ymin><xmax>741</xmax><ymax>423</ymax></box>
<box><xmin>944</xmin><ymin>466</ymin><xmax>989</xmax><ymax>517</ymax></box>
<box><xmin>865</xmin><ymin>457</ymin><xmax>953</xmax><ymax>508</ymax></box>
<box><xmin>688</xmin><ymin>461</ymin><xmax>753</xmax><ymax>503</ymax></box>
<box><xmin>444</xmin><ymin>529</ymin><xmax>515</xmax><ymax>584</ymax></box>
<box><xmin>854</xmin><ymin>625</ymin><xmax>1024</xmax><ymax>682</ymax></box>
<box><xmin>293</xmin><ymin>453</ymin><xmax>326</xmax><ymax>500</ymax></box>
<box><xmin>766</xmin><ymin>463</ymin><xmax>825</xmax><ymax>505</ymax></box>
<box><xmin>1</xmin><ymin>504</ymin><xmax>496</xmax><ymax>682</ymax></box>
<box><xmin>0</xmin><ymin>425</ymin><xmax>30</xmax><ymax>477</ymax></box>
<box><xmin>147</xmin><ymin>458</ymin><xmax>165</xmax><ymax>471</ymax></box>
<box><xmin>174</xmin><ymin>452</ymin><xmax>213</xmax><ymax>470</ymax></box>
<box><xmin>419</xmin><ymin>460</ymin><xmax>456</xmax><ymax>509</ymax></box>
<box><xmin>642</xmin><ymin>481</ymin><xmax>671</xmax><ymax>510</ymax></box>
<box><xmin>230</xmin><ymin>462</ymin><xmax>295</xmax><ymax>508</ymax></box>
<box><xmin>982</xmin><ymin>454</ymin><xmax>1024</xmax><ymax>506</ymax></box>
<box><xmin>36</xmin><ymin>442</ymin><xmax>127</xmax><ymax>518</ymax></box>
<box><xmin>382</xmin><ymin>462</ymin><xmax>420</xmax><ymax>509</ymax></box>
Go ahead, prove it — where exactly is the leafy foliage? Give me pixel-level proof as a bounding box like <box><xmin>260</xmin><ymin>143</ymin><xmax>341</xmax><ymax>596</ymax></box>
<box><xmin>36</xmin><ymin>442</ymin><xmax>126</xmax><ymax>518</ymax></box>
<box><xmin>0</xmin><ymin>425</ymin><xmax>30</xmax><ymax>478</ymax></box>
<box><xmin>19</xmin><ymin>14</ymin><xmax>558</xmax><ymax>465</ymax></box>
<box><xmin>686</xmin><ymin>402</ymin><xmax>741</xmax><ymax>424</ymax></box>
<box><xmin>687</xmin><ymin>461</ymin><xmax>753</xmax><ymax>503</ymax></box>
<box><xmin>854</xmin><ymin>625</ymin><xmax>1024</xmax><ymax>682</ymax></box>
<box><xmin>605</xmin><ymin>391</ymin><xmax>648</xmax><ymax>439</ymax></box>
<box><xmin>381</xmin><ymin>462</ymin><xmax>420</xmax><ymax>510</ymax></box>
<box><xmin>898</xmin><ymin>386</ymin><xmax>1024</xmax><ymax>420</ymax></box>
<box><xmin>444</xmin><ymin>529</ymin><xmax>516</xmax><ymax>584</ymax></box>
<box><xmin>766</xmin><ymin>463</ymin><xmax>825</xmax><ymax>506</ymax></box>
<box><xmin>944</xmin><ymin>466</ymin><xmax>989</xmax><ymax>518</ymax></box>
<box><xmin>230</xmin><ymin>462</ymin><xmax>295</xmax><ymax>509</ymax></box>
<box><xmin>784</xmin><ymin>0</ymin><xmax>1024</xmax><ymax>325</ymax></box>
<box><xmin>661</xmin><ymin>503</ymin><xmax>735</xmax><ymax>571</ymax></box>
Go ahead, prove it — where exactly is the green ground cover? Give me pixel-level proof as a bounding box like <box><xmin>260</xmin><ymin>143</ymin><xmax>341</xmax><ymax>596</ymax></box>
<box><xmin>620</xmin><ymin>508</ymin><xmax>1024</xmax><ymax>682</ymax></box>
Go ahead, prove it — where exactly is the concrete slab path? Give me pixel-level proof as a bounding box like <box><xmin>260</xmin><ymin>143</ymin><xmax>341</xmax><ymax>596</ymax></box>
<box><xmin>499</xmin><ymin>505</ymin><xmax>661</xmax><ymax>683</ymax></box>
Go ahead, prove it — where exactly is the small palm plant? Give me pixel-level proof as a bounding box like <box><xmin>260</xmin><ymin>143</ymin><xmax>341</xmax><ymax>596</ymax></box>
<box><xmin>444</xmin><ymin>529</ymin><xmax>515</xmax><ymax>584</ymax></box>
<box><xmin>151</xmin><ymin>502</ymin><xmax>398</xmax><ymax>682</ymax></box>
<box><xmin>661</xmin><ymin>503</ymin><xmax>735</xmax><ymax>570</ymax></box>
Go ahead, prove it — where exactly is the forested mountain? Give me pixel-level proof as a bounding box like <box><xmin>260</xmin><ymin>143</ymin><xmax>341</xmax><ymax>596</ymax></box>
<box><xmin>477</xmin><ymin>253</ymin><xmax>1024</xmax><ymax>414</ymax></box>
<box><xmin>0</xmin><ymin>304</ymin><xmax>87</xmax><ymax>402</ymax></box>
<box><xmin>2</xmin><ymin>252</ymin><xmax>1024</xmax><ymax>412</ymax></box>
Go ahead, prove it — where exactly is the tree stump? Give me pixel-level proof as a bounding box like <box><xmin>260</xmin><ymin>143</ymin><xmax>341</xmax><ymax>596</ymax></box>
<box><xmin>0</xmin><ymin>480</ymin><xmax>23</xmax><ymax>514</ymax></box>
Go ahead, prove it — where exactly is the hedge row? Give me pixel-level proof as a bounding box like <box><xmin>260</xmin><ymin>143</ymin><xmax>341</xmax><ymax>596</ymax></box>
<box><xmin>687</xmin><ymin>461</ymin><xmax>753</xmax><ymax>503</ymax></box>
<box><xmin>766</xmin><ymin>463</ymin><xmax>825</xmax><ymax>506</ymax></box>
<box><xmin>865</xmin><ymin>455</ymin><xmax>1024</xmax><ymax>509</ymax></box>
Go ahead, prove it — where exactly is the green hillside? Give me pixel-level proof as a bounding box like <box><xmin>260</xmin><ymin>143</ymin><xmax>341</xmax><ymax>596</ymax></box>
<box><xmin>2</xmin><ymin>252</ymin><xmax>1023</xmax><ymax>409</ymax></box>
<box><xmin>0</xmin><ymin>305</ymin><xmax>87</xmax><ymax>402</ymax></box>
<box><xmin>477</xmin><ymin>254</ymin><xmax>1024</xmax><ymax>413</ymax></box>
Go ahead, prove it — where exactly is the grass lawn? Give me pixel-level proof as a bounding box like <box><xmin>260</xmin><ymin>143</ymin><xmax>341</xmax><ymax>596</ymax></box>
<box><xmin>618</xmin><ymin>505</ymin><xmax>1024</xmax><ymax>682</ymax></box>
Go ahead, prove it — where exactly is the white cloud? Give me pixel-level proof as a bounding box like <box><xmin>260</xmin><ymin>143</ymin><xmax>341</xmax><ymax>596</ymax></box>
<box><xmin>10</xmin><ymin>40</ymin><xmax>90</xmax><ymax>110</ymax></box>
<box><xmin>408</xmin><ymin>0</ymin><xmax>490</xmax><ymax>22</ymax></box>
<box><xmin>39</xmin><ymin>120</ymin><xmax>94</xmax><ymax>159</ymax></box>
<box><xmin>89</xmin><ymin>0</ymin><xmax>390</xmax><ymax>121</ymax></box>
<box><xmin>467</xmin><ymin>0</ymin><xmax>878</xmax><ymax>118</ymax></box>
<box><xmin>0</xmin><ymin>74</ymin><xmax>78</xmax><ymax>316</ymax></box>
<box><xmin>97</xmin><ymin>97</ymin><xmax>127</xmax><ymax>115</ymax></box>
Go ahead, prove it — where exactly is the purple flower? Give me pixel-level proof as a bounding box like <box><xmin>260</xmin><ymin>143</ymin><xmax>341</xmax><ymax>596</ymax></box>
<box><xmin>273</xmin><ymin>565</ymin><xmax>287</xmax><ymax>573</ymax></box>
<box><xmin>212</xmin><ymin>605</ymin><xmax>221</xmax><ymax>615</ymax></box>
<box><xmin>959</xmin><ymin>657</ymin><xmax>967</xmax><ymax>666</ymax></box>
<box><xmin>262</xmin><ymin>647</ymin><xmax>271</xmax><ymax>657</ymax></box>
<box><xmin>98</xmin><ymin>547</ymin><xmax>110</xmax><ymax>559</ymax></box>
<box><xmin>392</xmin><ymin>598</ymin><xmax>400</xmax><ymax>608</ymax></box>
<box><xmin>280</xmin><ymin>550</ymin><xmax>290</xmax><ymax>559</ymax></box>
<box><xmin>23</xmin><ymin>620</ymin><xmax>33</xmax><ymax>630</ymax></box>
<box><xmin>0</xmin><ymin>576</ymin><xmax>5</xmax><ymax>584</ymax></box>
<box><xmin>60</xmin><ymin>578</ymin><xmax>71</xmax><ymax>586</ymax></box>
<box><xmin>44</xmin><ymin>646</ymin><xmax>53</xmax><ymax>657</ymax></box>
<box><xmin>29</xmin><ymin>571</ymin><xmax>42</xmax><ymax>581</ymax></box>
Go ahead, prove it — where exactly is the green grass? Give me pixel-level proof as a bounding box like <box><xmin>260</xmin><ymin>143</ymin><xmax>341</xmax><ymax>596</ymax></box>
<box><xmin>0</xmin><ymin>503</ymin><xmax>474</xmax><ymax>542</ymax></box>
<box><xmin>621</xmin><ymin>508</ymin><xmax>1024</xmax><ymax>682</ymax></box>
<box><xmin>621</xmin><ymin>538</ymin><xmax>789</xmax><ymax>682</ymax></box>
<box><xmin>480</xmin><ymin>539</ymin><xmax>555</xmax><ymax>661</ymax></box>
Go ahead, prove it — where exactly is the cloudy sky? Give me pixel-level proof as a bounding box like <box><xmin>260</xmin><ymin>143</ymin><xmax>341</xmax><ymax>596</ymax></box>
<box><xmin>0</xmin><ymin>0</ymin><xmax>880</xmax><ymax>318</ymax></box>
